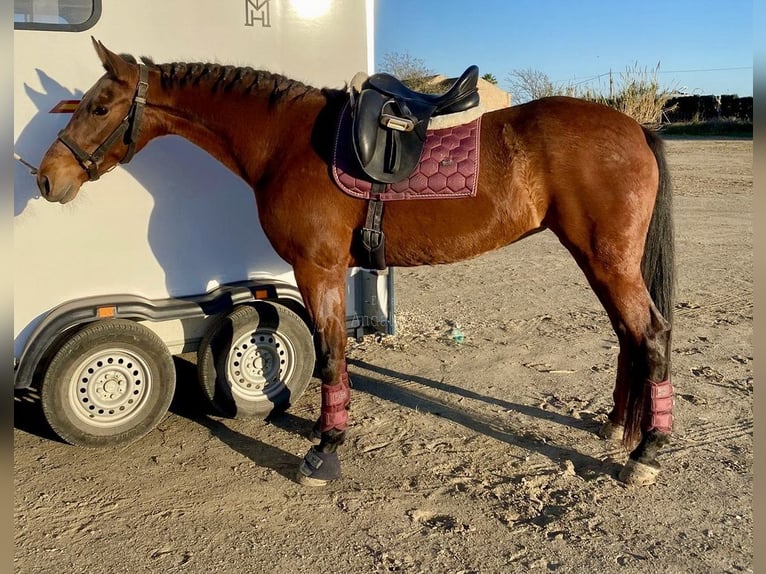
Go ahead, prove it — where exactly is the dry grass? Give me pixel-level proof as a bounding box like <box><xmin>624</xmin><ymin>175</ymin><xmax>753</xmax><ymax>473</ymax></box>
<box><xmin>508</xmin><ymin>63</ymin><xmax>675</xmax><ymax>127</ymax></box>
<box><xmin>565</xmin><ymin>64</ymin><xmax>674</xmax><ymax>127</ymax></box>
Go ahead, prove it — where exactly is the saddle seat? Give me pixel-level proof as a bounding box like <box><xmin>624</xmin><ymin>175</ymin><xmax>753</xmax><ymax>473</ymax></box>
<box><xmin>365</xmin><ymin>64</ymin><xmax>480</xmax><ymax>117</ymax></box>
<box><xmin>349</xmin><ymin>65</ymin><xmax>480</xmax><ymax>184</ymax></box>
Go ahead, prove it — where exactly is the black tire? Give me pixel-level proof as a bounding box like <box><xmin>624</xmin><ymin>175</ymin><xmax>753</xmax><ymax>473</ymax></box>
<box><xmin>197</xmin><ymin>302</ymin><xmax>315</xmax><ymax>418</ymax></box>
<box><xmin>40</xmin><ymin>319</ymin><xmax>176</xmax><ymax>447</ymax></box>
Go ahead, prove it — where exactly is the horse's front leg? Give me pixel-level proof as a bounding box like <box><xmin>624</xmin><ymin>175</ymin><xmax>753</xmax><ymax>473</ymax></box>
<box><xmin>292</xmin><ymin>261</ymin><xmax>351</xmax><ymax>486</ymax></box>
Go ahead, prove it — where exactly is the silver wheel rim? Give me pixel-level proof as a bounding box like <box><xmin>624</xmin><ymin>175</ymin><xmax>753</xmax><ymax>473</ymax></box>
<box><xmin>226</xmin><ymin>328</ymin><xmax>297</xmax><ymax>403</ymax></box>
<box><xmin>68</xmin><ymin>349</ymin><xmax>153</xmax><ymax>428</ymax></box>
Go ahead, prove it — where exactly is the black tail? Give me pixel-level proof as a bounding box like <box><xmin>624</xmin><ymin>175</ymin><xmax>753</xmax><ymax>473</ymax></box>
<box><xmin>640</xmin><ymin>127</ymin><xmax>675</xmax><ymax>325</ymax></box>
<box><xmin>623</xmin><ymin>127</ymin><xmax>675</xmax><ymax>448</ymax></box>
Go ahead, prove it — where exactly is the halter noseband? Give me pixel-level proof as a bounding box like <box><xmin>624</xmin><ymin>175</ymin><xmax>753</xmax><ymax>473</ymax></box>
<box><xmin>57</xmin><ymin>63</ymin><xmax>149</xmax><ymax>181</ymax></box>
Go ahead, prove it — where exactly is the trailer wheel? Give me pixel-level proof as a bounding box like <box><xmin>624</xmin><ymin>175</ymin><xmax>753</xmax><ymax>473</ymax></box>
<box><xmin>40</xmin><ymin>319</ymin><xmax>176</xmax><ymax>447</ymax></box>
<box><xmin>197</xmin><ymin>302</ymin><xmax>315</xmax><ymax>418</ymax></box>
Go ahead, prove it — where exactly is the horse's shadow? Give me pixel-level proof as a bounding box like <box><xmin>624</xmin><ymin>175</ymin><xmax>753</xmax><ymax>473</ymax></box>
<box><xmin>173</xmin><ymin>355</ymin><xmax>619</xmax><ymax>479</ymax></box>
<box><xmin>15</xmin><ymin>68</ymin><xmax>291</xmax><ymax>301</ymax></box>
<box><xmin>345</xmin><ymin>358</ymin><xmax>620</xmax><ymax>477</ymax></box>
<box><xmin>14</xmin><ymin>70</ymin><xmax>83</xmax><ymax>216</ymax></box>
<box><xmin>14</xmin><ymin>356</ymin><xmax>621</xmax><ymax>480</ymax></box>
<box><xmin>173</xmin><ymin>357</ymin><xmax>621</xmax><ymax>479</ymax></box>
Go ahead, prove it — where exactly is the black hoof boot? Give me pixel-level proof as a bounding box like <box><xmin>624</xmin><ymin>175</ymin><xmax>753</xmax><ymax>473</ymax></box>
<box><xmin>296</xmin><ymin>446</ymin><xmax>341</xmax><ymax>487</ymax></box>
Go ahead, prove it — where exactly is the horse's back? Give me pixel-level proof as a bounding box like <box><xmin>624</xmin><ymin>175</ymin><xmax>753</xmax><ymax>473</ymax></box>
<box><xmin>473</xmin><ymin>96</ymin><xmax>661</xmax><ymax>263</ymax></box>
<box><xmin>484</xmin><ymin>96</ymin><xmax>652</xmax><ymax>154</ymax></box>
<box><xmin>368</xmin><ymin>96</ymin><xmax>661</xmax><ymax>267</ymax></box>
<box><xmin>482</xmin><ymin>95</ymin><xmax>659</xmax><ymax>205</ymax></box>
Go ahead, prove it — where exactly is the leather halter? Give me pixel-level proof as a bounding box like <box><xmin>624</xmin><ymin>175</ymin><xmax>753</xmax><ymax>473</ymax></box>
<box><xmin>57</xmin><ymin>64</ymin><xmax>149</xmax><ymax>181</ymax></box>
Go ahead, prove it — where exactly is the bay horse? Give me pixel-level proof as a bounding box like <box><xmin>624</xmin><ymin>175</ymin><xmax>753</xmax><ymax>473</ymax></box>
<box><xmin>36</xmin><ymin>39</ymin><xmax>675</xmax><ymax>487</ymax></box>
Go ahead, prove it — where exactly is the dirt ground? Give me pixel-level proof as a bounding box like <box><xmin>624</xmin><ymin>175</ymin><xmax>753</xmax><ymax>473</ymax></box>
<box><xmin>14</xmin><ymin>138</ymin><xmax>752</xmax><ymax>574</ymax></box>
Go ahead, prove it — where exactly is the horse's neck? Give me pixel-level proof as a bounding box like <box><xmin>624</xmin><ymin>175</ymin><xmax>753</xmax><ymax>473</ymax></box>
<box><xmin>147</xmin><ymin>101</ymin><xmax>250</xmax><ymax>179</ymax></box>
<box><xmin>145</xmin><ymin>83</ymin><xmax>325</xmax><ymax>186</ymax></box>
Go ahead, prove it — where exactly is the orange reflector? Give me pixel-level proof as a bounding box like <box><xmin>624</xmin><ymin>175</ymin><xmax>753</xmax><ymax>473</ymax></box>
<box><xmin>97</xmin><ymin>306</ymin><xmax>116</xmax><ymax>318</ymax></box>
<box><xmin>253</xmin><ymin>289</ymin><xmax>270</xmax><ymax>300</ymax></box>
<box><xmin>50</xmin><ymin>100</ymin><xmax>81</xmax><ymax>113</ymax></box>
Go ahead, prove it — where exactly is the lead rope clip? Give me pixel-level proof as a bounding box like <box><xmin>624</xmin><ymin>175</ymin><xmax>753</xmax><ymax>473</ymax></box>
<box><xmin>14</xmin><ymin>152</ymin><xmax>41</xmax><ymax>199</ymax></box>
<box><xmin>14</xmin><ymin>152</ymin><xmax>39</xmax><ymax>175</ymax></box>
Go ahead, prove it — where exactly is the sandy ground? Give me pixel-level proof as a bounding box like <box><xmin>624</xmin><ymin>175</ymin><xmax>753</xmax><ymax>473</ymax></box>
<box><xmin>14</xmin><ymin>137</ymin><xmax>752</xmax><ymax>573</ymax></box>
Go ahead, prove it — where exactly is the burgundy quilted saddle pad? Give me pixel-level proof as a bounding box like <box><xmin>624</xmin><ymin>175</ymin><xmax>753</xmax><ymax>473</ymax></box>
<box><xmin>331</xmin><ymin>102</ymin><xmax>482</xmax><ymax>202</ymax></box>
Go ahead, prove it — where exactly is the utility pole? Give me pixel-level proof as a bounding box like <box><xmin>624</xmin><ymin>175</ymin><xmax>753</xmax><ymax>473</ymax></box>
<box><xmin>609</xmin><ymin>69</ymin><xmax>614</xmax><ymax>101</ymax></box>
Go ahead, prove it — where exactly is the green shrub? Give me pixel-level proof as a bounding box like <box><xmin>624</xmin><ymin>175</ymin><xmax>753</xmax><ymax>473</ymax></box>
<box><xmin>659</xmin><ymin>119</ymin><xmax>753</xmax><ymax>137</ymax></box>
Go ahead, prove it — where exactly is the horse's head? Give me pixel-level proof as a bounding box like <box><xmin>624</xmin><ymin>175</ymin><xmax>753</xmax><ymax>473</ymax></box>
<box><xmin>37</xmin><ymin>38</ymin><xmax>147</xmax><ymax>203</ymax></box>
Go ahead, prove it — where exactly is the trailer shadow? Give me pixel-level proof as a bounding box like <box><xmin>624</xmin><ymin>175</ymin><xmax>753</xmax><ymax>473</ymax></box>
<box><xmin>12</xmin><ymin>357</ymin><xmax>306</xmax><ymax>483</ymax></box>
<box><xmin>345</xmin><ymin>359</ymin><xmax>621</xmax><ymax>479</ymax></box>
<box><xmin>13</xmin><ymin>388</ymin><xmax>66</xmax><ymax>444</ymax></box>
<box><xmin>170</xmin><ymin>355</ymin><xmax>306</xmax><ymax>482</ymax></box>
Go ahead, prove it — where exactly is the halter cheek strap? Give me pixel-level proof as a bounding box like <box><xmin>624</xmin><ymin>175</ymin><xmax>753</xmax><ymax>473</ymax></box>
<box><xmin>57</xmin><ymin>64</ymin><xmax>149</xmax><ymax>181</ymax></box>
<box><xmin>57</xmin><ymin>129</ymin><xmax>118</xmax><ymax>181</ymax></box>
<box><xmin>123</xmin><ymin>65</ymin><xmax>149</xmax><ymax>163</ymax></box>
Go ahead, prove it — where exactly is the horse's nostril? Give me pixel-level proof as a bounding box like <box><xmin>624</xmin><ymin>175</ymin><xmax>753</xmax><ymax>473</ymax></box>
<box><xmin>36</xmin><ymin>174</ymin><xmax>50</xmax><ymax>198</ymax></box>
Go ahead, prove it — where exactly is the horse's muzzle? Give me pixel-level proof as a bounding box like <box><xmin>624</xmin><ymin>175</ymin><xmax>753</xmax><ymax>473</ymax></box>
<box><xmin>36</xmin><ymin>173</ymin><xmax>51</xmax><ymax>199</ymax></box>
<box><xmin>36</xmin><ymin>172</ymin><xmax>78</xmax><ymax>203</ymax></box>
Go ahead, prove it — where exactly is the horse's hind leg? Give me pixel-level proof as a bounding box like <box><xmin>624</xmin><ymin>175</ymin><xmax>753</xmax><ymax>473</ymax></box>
<box><xmin>597</xmin><ymin>352</ymin><xmax>630</xmax><ymax>440</ymax></box>
<box><xmin>583</xmin><ymin>268</ymin><xmax>673</xmax><ymax>485</ymax></box>
<box><xmin>291</xmin><ymin>261</ymin><xmax>351</xmax><ymax>486</ymax></box>
<box><xmin>619</xmin><ymin>300</ymin><xmax>673</xmax><ymax>486</ymax></box>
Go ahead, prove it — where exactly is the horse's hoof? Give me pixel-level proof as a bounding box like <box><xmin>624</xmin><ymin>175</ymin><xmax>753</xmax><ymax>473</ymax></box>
<box><xmin>598</xmin><ymin>420</ymin><xmax>624</xmax><ymax>441</ymax></box>
<box><xmin>296</xmin><ymin>446</ymin><xmax>340</xmax><ymax>487</ymax></box>
<box><xmin>296</xmin><ymin>472</ymin><xmax>329</xmax><ymax>487</ymax></box>
<box><xmin>618</xmin><ymin>459</ymin><xmax>660</xmax><ymax>486</ymax></box>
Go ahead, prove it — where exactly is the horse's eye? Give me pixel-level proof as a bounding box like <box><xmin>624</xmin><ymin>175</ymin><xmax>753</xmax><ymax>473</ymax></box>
<box><xmin>93</xmin><ymin>106</ymin><xmax>109</xmax><ymax>116</ymax></box>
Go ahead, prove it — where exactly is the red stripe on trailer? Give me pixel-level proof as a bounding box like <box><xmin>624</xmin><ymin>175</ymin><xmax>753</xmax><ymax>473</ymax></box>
<box><xmin>50</xmin><ymin>100</ymin><xmax>80</xmax><ymax>113</ymax></box>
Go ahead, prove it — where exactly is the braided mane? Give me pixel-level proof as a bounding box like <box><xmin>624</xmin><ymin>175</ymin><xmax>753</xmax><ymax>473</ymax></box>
<box><xmin>118</xmin><ymin>53</ymin><xmax>329</xmax><ymax>104</ymax></box>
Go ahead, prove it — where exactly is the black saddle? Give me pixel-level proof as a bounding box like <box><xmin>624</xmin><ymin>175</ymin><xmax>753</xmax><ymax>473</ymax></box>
<box><xmin>349</xmin><ymin>65</ymin><xmax>480</xmax><ymax>184</ymax></box>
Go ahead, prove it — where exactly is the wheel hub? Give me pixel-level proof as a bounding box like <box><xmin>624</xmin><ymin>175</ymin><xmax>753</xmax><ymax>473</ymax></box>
<box><xmin>95</xmin><ymin>372</ymin><xmax>128</xmax><ymax>400</ymax></box>
<box><xmin>241</xmin><ymin>347</ymin><xmax>276</xmax><ymax>384</ymax></box>
<box><xmin>69</xmin><ymin>350</ymin><xmax>152</xmax><ymax>428</ymax></box>
<box><xmin>227</xmin><ymin>329</ymin><xmax>295</xmax><ymax>401</ymax></box>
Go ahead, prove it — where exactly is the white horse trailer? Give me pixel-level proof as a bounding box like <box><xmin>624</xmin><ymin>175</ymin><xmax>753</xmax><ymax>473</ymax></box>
<box><xmin>13</xmin><ymin>0</ymin><xmax>392</xmax><ymax>446</ymax></box>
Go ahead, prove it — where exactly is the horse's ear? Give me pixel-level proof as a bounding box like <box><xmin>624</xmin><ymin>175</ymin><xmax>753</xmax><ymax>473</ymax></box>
<box><xmin>91</xmin><ymin>36</ymin><xmax>131</xmax><ymax>79</ymax></box>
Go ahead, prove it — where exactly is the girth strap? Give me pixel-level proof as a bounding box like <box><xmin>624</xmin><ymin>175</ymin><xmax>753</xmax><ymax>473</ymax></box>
<box><xmin>359</xmin><ymin>195</ymin><xmax>386</xmax><ymax>270</ymax></box>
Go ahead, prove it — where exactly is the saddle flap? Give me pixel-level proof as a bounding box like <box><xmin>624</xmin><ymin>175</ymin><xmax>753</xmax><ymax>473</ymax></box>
<box><xmin>353</xmin><ymin>89</ymin><xmax>388</xmax><ymax>168</ymax></box>
<box><xmin>351</xmin><ymin>91</ymin><xmax>426</xmax><ymax>183</ymax></box>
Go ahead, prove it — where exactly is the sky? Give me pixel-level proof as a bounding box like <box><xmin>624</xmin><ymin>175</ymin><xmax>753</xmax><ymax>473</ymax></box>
<box><xmin>375</xmin><ymin>0</ymin><xmax>753</xmax><ymax>98</ymax></box>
